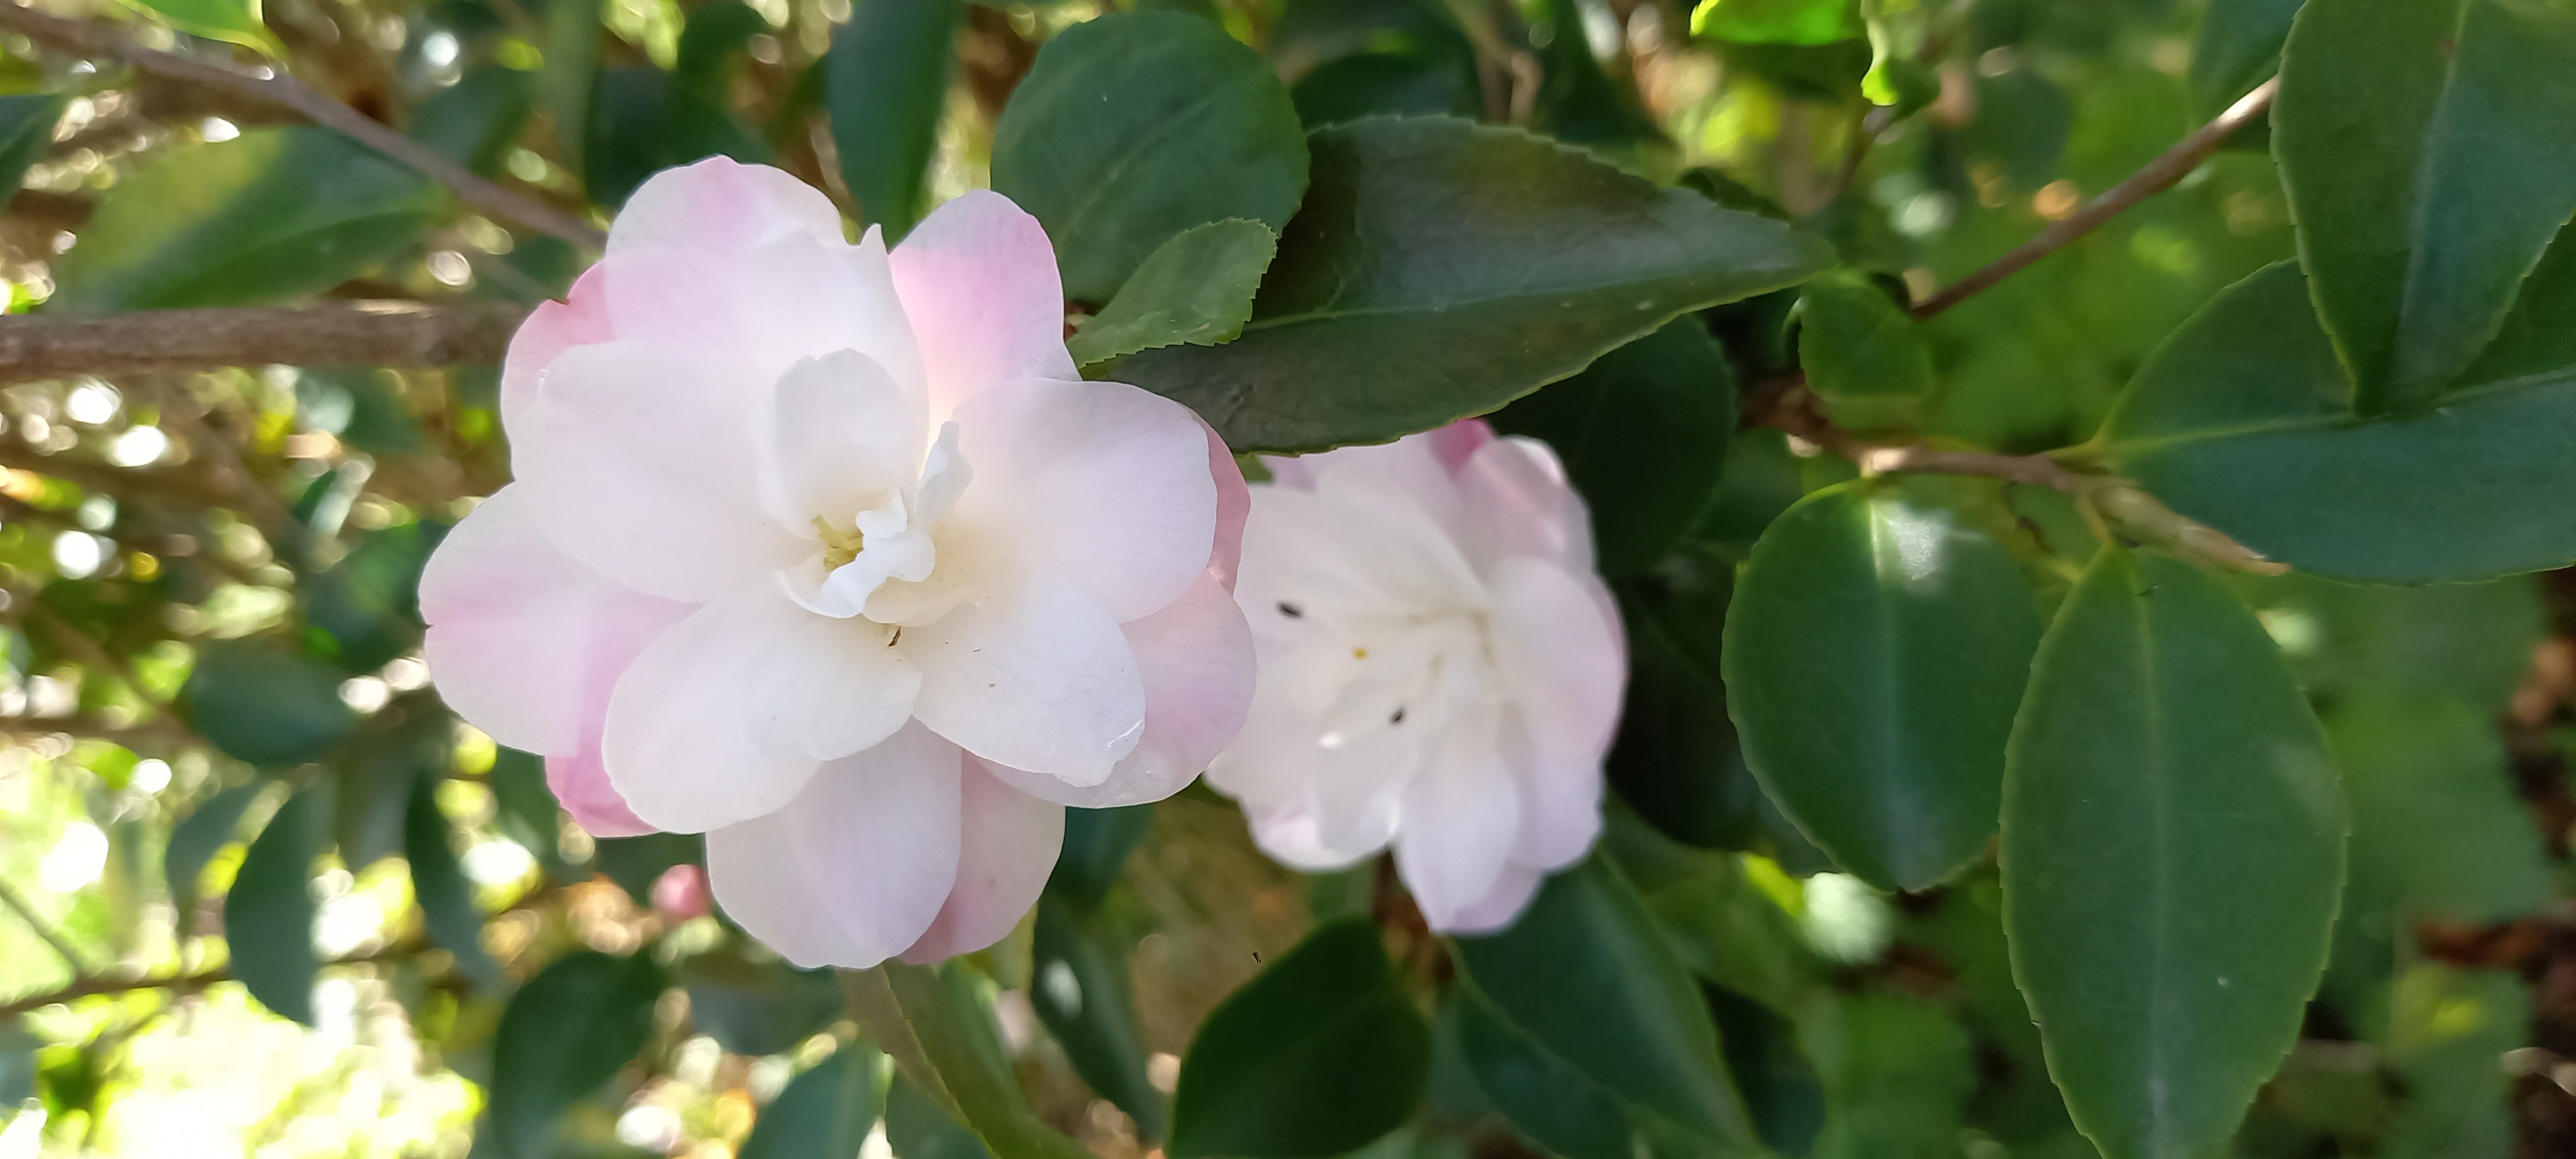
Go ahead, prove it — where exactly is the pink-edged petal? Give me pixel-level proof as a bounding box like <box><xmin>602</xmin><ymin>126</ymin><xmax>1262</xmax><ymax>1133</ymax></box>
<box><xmin>949</xmin><ymin>377</ymin><xmax>1216</xmax><ymax>623</ymax></box>
<box><xmin>1443</xmin><ymin>862</ymin><xmax>1545</xmax><ymax>935</ymax></box>
<box><xmin>887</xmin><ymin>190</ymin><xmax>1079</xmax><ymax>418</ymax></box>
<box><xmin>1235</xmin><ymin>482</ymin><xmax>1485</xmax><ymax>626</ymax></box>
<box><xmin>981</xmin><ymin>570</ymin><xmax>1253</xmax><ymax>809</ymax></box>
<box><xmin>901</xmin><ymin>759</ymin><xmax>1065</xmax><ymax>963</ymax></box>
<box><xmin>513</xmin><ymin>340</ymin><xmax>804</xmax><ymax>602</ymax></box>
<box><xmin>1487</xmin><ymin>557</ymin><xmax>1625</xmax><ymax>766</ymax></box>
<box><xmin>1454</xmin><ymin>435</ymin><xmax>1596</xmax><ymax>575</ymax></box>
<box><xmin>759</xmin><ymin>348</ymin><xmax>925</xmax><ymax>531</ymax></box>
<box><xmin>902</xmin><ymin>577</ymin><xmax>1144</xmax><ymax>786</ymax></box>
<box><xmin>1502</xmin><ymin>713</ymin><xmax>1603</xmax><ymax>870</ymax></box>
<box><xmin>599</xmin><ymin>231</ymin><xmax>923</xmax><ymax>390</ymax></box>
<box><xmin>1209</xmin><ymin>681</ymin><xmax>1416</xmax><ymax>868</ymax></box>
<box><xmin>705</xmin><ymin>722</ymin><xmax>966</xmax><ymax>968</ymax></box>
<box><xmin>498</xmin><ymin>265</ymin><xmax>611</xmax><ymax>426</ymax></box>
<box><xmin>1307</xmin><ymin>433</ymin><xmax>1465</xmax><ymax>531</ymax></box>
<box><xmin>1203</xmin><ymin>420</ymin><xmax>1249</xmax><ymax>590</ymax></box>
<box><xmin>419</xmin><ymin>485</ymin><xmax>688</xmax><ymax>757</ymax></box>
<box><xmin>603</xmin><ymin>580</ymin><xmax>919</xmax><ymax>832</ymax></box>
<box><xmin>1428</xmin><ymin>418</ymin><xmax>1497</xmax><ymax>473</ymax></box>
<box><xmin>545</xmin><ymin>749</ymin><xmax>654</xmax><ymax>838</ymax></box>
<box><xmin>1392</xmin><ymin>705</ymin><xmax>1520</xmax><ymax>932</ymax></box>
<box><xmin>609</xmin><ymin>156</ymin><xmax>846</xmax><ymax>256</ymax></box>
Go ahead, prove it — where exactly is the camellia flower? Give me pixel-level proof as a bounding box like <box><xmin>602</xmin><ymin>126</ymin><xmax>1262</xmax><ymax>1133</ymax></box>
<box><xmin>1205</xmin><ymin>420</ymin><xmax>1624</xmax><ymax>932</ymax></box>
<box><xmin>419</xmin><ymin>158</ymin><xmax>1253</xmax><ymax>968</ymax></box>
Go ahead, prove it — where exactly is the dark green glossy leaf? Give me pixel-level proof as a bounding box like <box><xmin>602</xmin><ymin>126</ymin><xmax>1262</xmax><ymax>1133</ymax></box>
<box><xmin>1795</xmin><ymin>991</ymin><xmax>1976</xmax><ymax>1158</ymax></box>
<box><xmin>1068</xmin><ymin>220</ymin><xmax>1277</xmax><ymax>366</ymax></box>
<box><xmin>304</xmin><ymin>518</ymin><xmax>445</xmax><ymax>673</ymax></box>
<box><xmin>223</xmin><ymin>786</ymin><xmax>324</xmax><ymax>1025</ymax></box>
<box><xmin>1290</xmin><ymin>49</ymin><xmax>1479</xmax><ymax>127</ymax></box>
<box><xmin>167</xmin><ymin>781</ymin><xmax>266</xmax><ymax>928</ymax></box>
<box><xmin>683</xmin><ymin>956</ymin><xmax>848</xmax><ymax>1057</ymax></box>
<box><xmin>50</xmin><ymin>127</ymin><xmax>438</xmax><ymax>314</ymax></box>
<box><xmin>992</xmin><ymin>11</ymin><xmax>1309</xmax><ymax>303</ymax></box>
<box><xmin>2190</xmin><ymin>0</ymin><xmax>2302</xmax><ymax>118</ymax></box>
<box><xmin>404</xmin><ymin>773</ymin><xmax>502</xmax><ymax>990</ymax></box>
<box><xmin>2244</xmin><ymin>572</ymin><xmax>2544</xmax><ymax>713</ymax></box>
<box><xmin>409</xmin><ymin>66</ymin><xmax>534</xmax><ymax>176</ymax></box>
<box><xmin>1600</xmin><ymin>809</ymin><xmax>1820</xmax><ymax>1012</ymax></box>
<box><xmin>593</xmin><ymin>831</ymin><xmax>703</xmax><ymax>906</ymax></box>
<box><xmin>1118</xmin><ymin>116</ymin><xmax>1832</xmax><ymax>452</ymax></box>
<box><xmin>1451</xmin><ymin>856</ymin><xmax>1765</xmax><ymax>1156</ymax></box>
<box><xmin>1447</xmin><ymin>982</ymin><xmax>1637</xmax><ymax>1159</ymax></box>
<box><xmin>487</xmin><ymin>950</ymin><xmax>665</xmax><ymax>1157</ymax></box>
<box><xmin>826</xmin><ymin>0</ymin><xmax>959</xmax><ymax>236</ymax></box>
<box><xmin>585</xmin><ymin>66</ymin><xmax>772</xmax><ymax>209</ymax></box>
<box><xmin>1795</xmin><ymin>273</ymin><xmax>1937</xmax><ymax>433</ymax></box>
<box><xmin>741</xmin><ymin>1046</ymin><xmax>884</xmax><ymax>1159</ymax></box>
<box><xmin>1531</xmin><ymin>0</ymin><xmax>1664</xmax><ymax>153</ymax></box>
<box><xmin>675</xmin><ymin>1</ymin><xmax>770</xmax><ymax>95</ymax></box>
<box><xmin>183</xmin><ymin>639</ymin><xmax>357</xmax><ymax>768</ymax></box>
<box><xmin>886</xmin><ymin>1074</ymin><xmax>996</xmax><ymax>1159</ymax></box>
<box><xmin>2273</xmin><ymin>0</ymin><xmax>2576</xmax><ymax>410</ymax></box>
<box><xmin>1048</xmin><ymin>804</ymin><xmax>1154</xmax><ymax>910</ymax></box>
<box><xmin>844</xmin><ymin>963</ymin><xmax>1093</xmax><ymax>1159</ymax></box>
<box><xmin>1168</xmin><ymin>918</ymin><xmax>1428</xmax><ymax>1159</ymax></box>
<box><xmin>2002</xmin><ymin>549</ymin><xmax>2345</xmax><ymax>1159</ymax></box>
<box><xmin>2099</xmin><ymin>259</ymin><xmax>2576</xmax><ymax>583</ymax></box>
<box><xmin>0</xmin><ymin>96</ymin><xmax>64</xmax><ymax>203</ymax></box>
<box><xmin>1031</xmin><ymin>894</ymin><xmax>1164</xmax><ymax>1139</ymax></box>
<box><xmin>543</xmin><ymin>0</ymin><xmax>601</xmax><ymax>180</ymax></box>
<box><xmin>1965</xmin><ymin>68</ymin><xmax>2072</xmax><ymax>191</ymax></box>
<box><xmin>488</xmin><ymin>747</ymin><xmax>576</xmax><ymax>881</ymax></box>
<box><xmin>1723</xmin><ymin>479</ymin><xmax>2042</xmax><ymax>891</ymax></box>
<box><xmin>2328</xmin><ymin>690</ymin><xmax>2548</xmax><ymax>924</ymax></box>
<box><xmin>1490</xmin><ymin>318</ymin><xmax>1738</xmax><ymax>577</ymax></box>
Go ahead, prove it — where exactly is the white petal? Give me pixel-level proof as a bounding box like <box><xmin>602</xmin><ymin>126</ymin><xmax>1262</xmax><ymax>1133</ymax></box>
<box><xmin>761</xmin><ymin>348</ymin><xmax>925</xmax><ymax>531</ymax></box>
<box><xmin>1487</xmin><ymin>558</ymin><xmax>1625</xmax><ymax>767</ymax></box>
<box><xmin>1209</xmin><ymin>683</ymin><xmax>1415</xmax><ymax>869</ymax></box>
<box><xmin>419</xmin><ymin>485</ymin><xmax>687</xmax><ymax>755</ymax></box>
<box><xmin>901</xmin><ymin>759</ymin><xmax>1065</xmax><ymax>963</ymax></box>
<box><xmin>1237</xmin><ymin>481</ymin><xmax>1486</xmax><ymax>627</ymax></box>
<box><xmin>604</xmin><ymin>580</ymin><xmax>920</xmax><ymax>831</ymax></box>
<box><xmin>1443</xmin><ymin>862</ymin><xmax>1546</xmax><ymax>935</ymax></box>
<box><xmin>706</xmin><ymin>722</ymin><xmax>965</xmax><ymax>968</ymax></box>
<box><xmin>888</xmin><ymin>190</ymin><xmax>1079</xmax><ymax>418</ymax></box>
<box><xmin>512</xmin><ymin>340</ymin><xmax>804</xmax><ymax>603</ymax></box>
<box><xmin>1503</xmin><ymin>713</ymin><xmax>1603</xmax><ymax>871</ymax></box>
<box><xmin>600</xmin><ymin>231</ymin><xmax>923</xmax><ymax>393</ymax></box>
<box><xmin>904</xmin><ymin>578</ymin><xmax>1144</xmax><ymax>786</ymax></box>
<box><xmin>1392</xmin><ymin>704</ymin><xmax>1520</xmax><ymax>932</ymax></box>
<box><xmin>1454</xmin><ymin>435</ymin><xmax>1596</xmax><ymax>576</ymax></box>
<box><xmin>610</xmin><ymin>156</ymin><xmax>848</xmax><ymax>256</ymax></box>
<box><xmin>947</xmin><ymin>378</ymin><xmax>1217</xmax><ymax>623</ymax></box>
<box><xmin>981</xmin><ymin>570</ymin><xmax>1253</xmax><ymax>808</ymax></box>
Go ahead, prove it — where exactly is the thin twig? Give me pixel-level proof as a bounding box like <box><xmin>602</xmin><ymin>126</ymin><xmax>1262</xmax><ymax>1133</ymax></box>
<box><xmin>1907</xmin><ymin>77</ymin><xmax>2278</xmax><ymax>319</ymax></box>
<box><xmin>0</xmin><ymin>936</ymin><xmax>430</xmax><ymax>1019</ymax></box>
<box><xmin>26</xmin><ymin>603</ymin><xmax>167</xmax><ymax>710</ymax></box>
<box><xmin>0</xmin><ymin>875</ymin><xmax>93</xmax><ymax>975</ymax></box>
<box><xmin>0</xmin><ymin>3</ymin><xmax>605</xmax><ymax>250</ymax></box>
<box><xmin>1750</xmin><ymin>374</ymin><xmax>2089</xmax><ymax>493</ymax></box>
<box><xmin>0</xmin><ymin>301</ymin><xmax>527</xmax><ymax>386</ymax></box>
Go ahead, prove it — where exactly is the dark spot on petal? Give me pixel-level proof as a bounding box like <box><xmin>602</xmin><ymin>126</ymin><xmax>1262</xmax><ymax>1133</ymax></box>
<box><xmin>1390</xmin><ymin>706</ymin><xmax>1406</xmax><ymax>724</ymax></box>
<box><xmin>1278</xmin><ymin>601</ymin><xmax>1303</xmax><ymax>618</ymax></box>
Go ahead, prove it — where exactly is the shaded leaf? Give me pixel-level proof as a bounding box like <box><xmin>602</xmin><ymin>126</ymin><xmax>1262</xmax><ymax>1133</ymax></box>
<box><xmin>1797</xmin><ymin>274</ymin><xmax>1936</xmax><ymax>433</ymax></box>
<box><xmin>1068</xmin><ymin>220</ymin><xmax>1277</xmax><ymax>366</ymax></box>
<box><xmin>826</xmin><ymin>0</ymin><xmax>958</xmax><ymax>237</ymax></box>
<box><xmin>166</xmin><ymin>781</ymin><xmax>267</xmax><ymax>929</ymax></box>
<box><xmin>184</xmin><ymin>639</ymin><xmax>357</xmax><ymax>768</ymax></box>
<box><xmin>223</xmin><ymin>786</ymin><xmax>325</xmax><ymax>1025</ymax></box>
<box><xmin>487</xmin><ymin>950</ymin><xmax>666</xmax><ymax>1157</ymax></box>
<box><xmin>741</xmin><ymin>1046</ymin><xmax>884</xmax><ymax>1159</ymax></box>
<box><xmin>408</xmin><ymin>65</ymin><xmax>534</xmax><ymax>176</ymax></box>
<box><xmin>404</xmin><ymin>773</ymin><xmax>502</xmax><ymax>990</ymax></box>
<box><xmin>124</xmin><ymin>0</ymin><xmax>281</xmax><ymax>54</ymax></box>
<box><xmin>1047</xmin><ymin>804</ymin><xmax>1155</xmax><ymax>910</ymax></box>
<box><xmin>0</xmin><ymin>95</ymin><xmax>64</xmax><ymax>203</ymax></box>
<box><xmin>2328</xmin><ymin>690</ymin><xmax>2549</xmax><ymax>925</ymax></box>
<box><xmin>844</xmin><ymin>963</ymin><xmax>1093</xmax><ymax>1159</ymax></box>
<box><xmin>1032</xmin><ymin>894</ymin><xmax>1164</xmax><ymax>1139</ymax></box>
<box><xmin>2190</xmin><ymin>0</ymin><xmax>2304</xmax><ymax>118</ymax></box>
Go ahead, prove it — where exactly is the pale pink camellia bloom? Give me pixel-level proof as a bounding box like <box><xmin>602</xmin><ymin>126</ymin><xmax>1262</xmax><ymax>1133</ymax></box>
<box><xmin>1204</xmin><ymin>420</ymin><xmax>1624</xmax><ymax>933</ymax></box>
<box><xmin>418</xmin><ymin>158</ymin><xmax>1254</xmax><ymax>968</ymax></box>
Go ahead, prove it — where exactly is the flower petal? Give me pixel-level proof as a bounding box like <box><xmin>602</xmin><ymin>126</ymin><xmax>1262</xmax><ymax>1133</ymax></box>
<box><xmin>904</xmin><ymin>577</ymin><xmax>1144</xmax><ymax>786</ymax></box>
<box><xmin>605</xmin><ymin>580</ymin><xmax>920</xmax><ymax>832</ymax></box>
<box><xmin>1454</xmin><ymin>435</ymin><xmax>1596</xmax><ymax>576</ymax></box>
<box><xmin>1209</xmin><ymin>684</ymin><xmax>1416</xmax><ymax>869</ymax></box>
<box><xmin>419</xmin><ymin>485</ymin><xmax>689</xmax><ymax>757</ymax></box>
<box><xmin>499</xmin><ymin>265</ymin><xmax>611</xmax><ymax>426</ymax></box>
<box><xmin>1443</xmin><ymin>862</ymin><xmax>1545</xmax><ymax>935</ymax></box>
<box><xmin>760</xmin><ymin>348</ymin><xmax>926</xmax><ymax>531</ymax></box>
<box><xmin>512</xmin><ymin>340</ymin><xmax>804</xmax><ymax>602</ymax></box>
<box><xmin>598</xmin><ymin>231</ymin><xmax>923</xmax><ymax>393</ymax></box>
<box><xmin>545</xmin><ymin>749</ymin><xmax>654</xmax><ymax>838</ymax></box>
<box><xmin>1487</xmin><ymin>557</ymin><xmax>1624</xmax><ymax>769</ymax></box>
<box><xmin>609</xmin><ymin>156</ymin><xmax>848</xmax><ymax>256</ymax></box>
<box><xmin>705</xmin><ymin>722</ymin><xmax>966</xmax><ymax>968</ymax></box>
<box><xmin>887</xmin><ymin>190</ymin><xmax>1079</xmax><ymax>418</ymax></box>
<box><xmin>982</xmin><ymin>570</ymin><xmax>1253</xmax><ymax>808</ymax></box>
<box><xmin>901</xmin><ymin>759</ymin><xmax>1065</xmax><ymax>963</ymax></box>
<box><xmin>1392</xmin><ymin>704</ymin><xmax>1520</xmax><ymax>931</ymax></box>
<box><xmin>949</xmin><ymin>377</ymin><xmax>1217</xmax><ymax>623</ymax></box>
<box><xmin>1204</xmin><ymin>420</ymin><xmax>1249</xmax><ymax>590</ymax></box>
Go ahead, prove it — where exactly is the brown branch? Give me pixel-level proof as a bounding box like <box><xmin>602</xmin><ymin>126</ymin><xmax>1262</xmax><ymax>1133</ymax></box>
<box><xmin>0</xmin><ymin>301</ymin><xmax>527</xmax><ymax>386</ymax></box>
<box><xmin>0</xmin><ymin>875</ymin><xmax>92</xmax><ymax>975</ymax></box>
<box><xmin>1752</xmin><ymin>375</ymin><xmax>2088</xmax><ymax>493</ymax></box>
<box><xmin>1906</xmin><ymin>77</ymin><xmax>2278</xmax><ymax>320</ymax></box>
<box><xmin>0</xmin><ymin>3</ymin><xmax>606</xmax><ymax>250</ymax></box>
<box><xmin>0</xmin><ymin>936</ymin><xmax>430</xmax><ymax>1019</ymax></box>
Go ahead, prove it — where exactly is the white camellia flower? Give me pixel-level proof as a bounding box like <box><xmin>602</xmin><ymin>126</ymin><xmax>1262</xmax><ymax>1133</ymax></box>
<box><xmin>419</xmin><ymin>158</ymin><xmax>1255</xmax><ymax>968</ymax></box>
<box><xmin>1206</xmin><ymin>420</ymin><xmax>1625</xmax><ymax>932</ymax></box>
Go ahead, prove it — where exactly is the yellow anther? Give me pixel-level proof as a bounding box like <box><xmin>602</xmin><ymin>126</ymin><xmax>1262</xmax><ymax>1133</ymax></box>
<box><xmin>812</xmin><ymin>517</ymin><xmax>866</xmax><ymax>569</ymax></box>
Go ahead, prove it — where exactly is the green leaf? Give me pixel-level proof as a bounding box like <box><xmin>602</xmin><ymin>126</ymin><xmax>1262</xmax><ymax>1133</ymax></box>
<box><xmin>1048</xmin><ymin>805</ymin><xmax>1154</xmax><ymax>910</ymax></box>
<box><xmin>1446</xmin><ymin>981</ymin><xmax>1649</xmax><ymax>1159</ymax></box>
<box><xmin>844</xmin><ymin>963</ymin><xmax>1094</xmax><ymax>1159</ymax></box>
<box><xmin>0</xmin><ymin>95</ymin><xmax>64</xmax><ymax>203</ymax></box>
<box><xmin>487</xmin><ymin>950</ymin><xmax>666</xmax><ymax>1157</ymax></box>
<box><xmin>122</xmin><ymin>0</ymin><xmax>283</xmax><ymax>54</ymax></box>
<box><xmin>2273</xmin><ymin>0</ymin><xmax>2576</xmax><ymax>410</ymax></box>
<box><xmin>1117</xmin><ymin>117</ymin><xmax>1833</xmax><ymax>453</ymax></box>
<box><xmin>1795</xmin><ymin>273</ymin><xmax>1937</xmax><ymax>433</ymax></box>
<box><xmin>408</xmin><ymin>66</ymin><xmax>535</xmax><ymax>177</ymax></box>
<box><xmin>741</xmin><ymin>1046</ymin><xmax>885</xmax><ymax>1159</ymax></box>
<box><xmin>543</xmin><ymin>0</ymin><xmax>601</xmax><ymax>181</ymax></box>
<box><xmin>1795</xmin><ymin>991</ymin><xmax>1976</xmax><ymax>1159</ymax></box>
<box><xmin>1965</xmin><ymin>68</ymin><xmax>2072</xmax><ymax>191</ymax></box>
<box><xmin>1068</xmin><ymin>220</ymin><xmax>1278</xmax><ymax>366</ymax></box>
<box><xmin>404</xmin><ymin>773</ymin><xmax>502</xmax><ymax>990</ymax></box>
<box><xmin>675</xmin><ymin>1</ymin><xmax>771</xmax><ymax>95</ymax></box>
<box><xmin>683</xmin><ymin>956</ymin><xmax>848</xmax><ymax>1057</ymax></box>
<box><xmin>2246</xmin><ymin>572</ymin><xmax>2544</xmax><ymax>713</ymax></box>
<box><xmin>1604</xmin><ymin>566</ymin><xmax>1774</xmax><ymax>853</ymax></box>
<box><xmin>886</xmin><ymin>1074</ymin><xmax>996</xmax><ymax>1159</ymax></box>
<box><xmin>2001</xmin><ymin>549</ymin><xmax>2345</xmax><ymax>1159</ymax></box>
<box><xmin>2189</xmin><ymin>0</ymin><xmax>2303</xmax><ymax>118</ymax></box>
<box><xmin>1168</xmin><ymin>918</ymin><xmax>1429</xmax><ymax>1159</ymax></box>
<box><xmin>1691</xmin><ymin>0</ymin><xmax>1866</xmax><ymax>44</ymax></box>
<box><xmin>2327</xmin><ymin>690</ymin><xmax>2549</xmax><ymax>924</ymax></box>
<box><xmin>2380</xmin><ymin>966</ymin><xmax>2526</xmax><ymax>1158</ymax></box>
<box><xmin>488</xmin><ymin>747</ymin><xmax>576</xmax><ymax>881</ymax></box>
<box><xmin>1031</xmin><ymin>894</ymin><xmax>1164</xmax><ymax>1139</ymax></box>
<box><xmin>182</xmin><ymin>639</ymin><xmax>358</xmax><ymax>768</ymax></box>
<box><xmin>1530</xmin><ymin>0</ymin><xmax>1665</xmax><ymax>153</ymax></box>
<box><xmin>1723</xmin><ymin>479</ymin><xmax>2043</xmax><ymax>891</ymax></box>
<box><xmin>585</xmin><ymin>67</ymin><xmax>773</xmax><ymax>209</ymax></box>
<box><xmin>1451</xmin><ymin>856</ymin><xmax>1765</xmax><ymax>1156</ymax></box>
<box><xmin>826</xmin><ymin>0</ymin><xmax>958</xmax><ymax>237</ymax></box>
<box><xmin>50</xmin><ymin>127</ymin><xmax>439</xmax><ymax>314</ymax></box>
<box><xmin>1490</xmin><ymin>318</ymin><xmax>1738</xmax><ymax>577</ymax></box>
<box><xmin>166</xmin><ymin>782</ymin><xmax>267</xmax><ymax>928</ymax></box>
<box><xmin>2098</xmin><ymin>259</ymin><xmax>2576</xmax><ymax>583</ymax></box>
<box><xmin>223</xmin><ymin>786</ymin><xmax>324</xmax><ymax>1025</ymax></box>
<box><xmin>992</xmin><ymin>11</ymin><xmax>1309</xmax><ymax>303</ymax></box>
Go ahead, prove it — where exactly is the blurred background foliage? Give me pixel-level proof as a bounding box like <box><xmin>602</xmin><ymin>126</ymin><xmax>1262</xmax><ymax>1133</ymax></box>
<box><xmin>0</xmin><ymin>0</ymin><xmax>2566</xmax><ymax>1155</ymax></box>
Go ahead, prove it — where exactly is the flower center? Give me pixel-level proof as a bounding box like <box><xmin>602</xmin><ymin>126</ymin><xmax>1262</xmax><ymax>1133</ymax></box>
<box><xmin>812</xmin><ymin>516</ymin><xmax>866</xmax><ymax>570</ymax></box>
